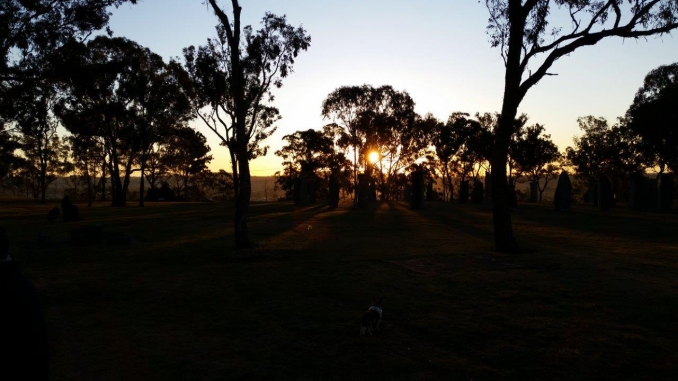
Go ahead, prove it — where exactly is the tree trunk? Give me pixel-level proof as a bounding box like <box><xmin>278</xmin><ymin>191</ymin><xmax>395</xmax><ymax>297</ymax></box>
<box><xmin>40</xmin><ymin>161</ymin><xmax>47</xmax><ymax>205</ymax></box>
<box><xmin>100</xmin><ymin>159</ymin><xmax>107</xmax><ymax>201</ymax></box>
<box><xmin>490</xmin><ymin>0</ymin><xmax>526</xmax><ymax>253</ymax></box>
<box><xmin>139</xmin><ymin>161</ymin><xmax>146</xmax><ymax>207</ymax></box>
<box><xmin>491</xmin><ymin>113</ymin><xmax>520</xmax><ymax>253</ymax></box>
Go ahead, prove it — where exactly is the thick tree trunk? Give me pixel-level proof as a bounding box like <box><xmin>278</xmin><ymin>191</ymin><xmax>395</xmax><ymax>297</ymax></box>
<box><xmin>491</xmin><ymin>113</ymin><xmax>521</xmax><ymax>253</ymax></box>
<box><xmin>490</xmin><ymin>0</ymin><xmax>526</xmax><ymax>253</ymax></box>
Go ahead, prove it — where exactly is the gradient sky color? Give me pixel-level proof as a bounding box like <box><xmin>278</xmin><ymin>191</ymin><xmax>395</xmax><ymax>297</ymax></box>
<box><xmin>108</xmin><ymin>0</ymin><xmax>678</xmax><ymax>176</ymax></box>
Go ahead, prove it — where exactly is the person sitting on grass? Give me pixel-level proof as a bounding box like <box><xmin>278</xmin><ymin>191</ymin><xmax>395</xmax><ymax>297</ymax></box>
<box><xmin>0</xmin><ymin>227</ymin><xmax>49</xmax><ymax>380</ymax></box>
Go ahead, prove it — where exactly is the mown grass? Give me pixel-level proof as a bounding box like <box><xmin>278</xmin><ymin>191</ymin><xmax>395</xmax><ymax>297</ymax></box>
<box><xmin>2</xmin><ymin>197</ymin><xmax>677</xmax><ymax>380</ymax></box>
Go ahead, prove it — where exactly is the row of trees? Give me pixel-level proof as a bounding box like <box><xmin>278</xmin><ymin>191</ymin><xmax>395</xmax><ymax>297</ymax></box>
<box><xmin>2</xmin><ymin>1</ymin><xmax>677</xmax><ymax>251</ymax></box>
<box><xmin>274</xmin><ymin>63</ymin><xmax>676</xmax><ymax>208</ymax></box>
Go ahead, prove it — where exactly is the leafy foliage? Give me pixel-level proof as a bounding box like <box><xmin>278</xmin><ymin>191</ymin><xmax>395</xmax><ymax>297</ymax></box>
<box><xmin>625</xmin><ymin>62</ymin><xmax>678</xmax><ymax>172</ymax></box>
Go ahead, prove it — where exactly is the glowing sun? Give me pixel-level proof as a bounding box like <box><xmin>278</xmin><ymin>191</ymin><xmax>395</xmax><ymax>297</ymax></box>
<box><xmin>368</xmin><ymin>151</ymin><xmax>379</xmax><ymax>164</ymax></box>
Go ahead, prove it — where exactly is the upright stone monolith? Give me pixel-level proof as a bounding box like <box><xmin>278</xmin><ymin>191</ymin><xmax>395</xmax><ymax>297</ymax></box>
<box><xmin>410</xmin><ymin>170</ymin><xmax>425</xmax><ymax>209</ymax></box>
<box><xmin>597</xmin><ymin>174</ymin><xmax>613</xmax><ymax>211</ymax></box>
<box><xmin>471</xmin><ymin>178</ymin><xmax>484</xmax><ymax>204</ymax></box>
<box><xmin>554</xmin><ymin>171</ymin><xmax>572</xmax><ymax>212</ymax></box>
<box><xmin>657</xmin><ymin>173</ymin><xmax>674</xmax><ymax>211</ymax></box>
<box><xmin>629</xmin><ymin>172</ymin><xmax>646</xmax><ymax>210</ymax></box>
<box><xmin>293</xmin><ymin>176</ymin><xmax>309</xmax><ymax>205</ymax></box>
<box><xmin>459</xmin><ymin>181</ymin><xmax>469</xmax><ymax>204</ymax></box>
<box><xmin>357</xmin><ymin>174</ymin><xmax>370</xmax><ymax>209</ymax></box>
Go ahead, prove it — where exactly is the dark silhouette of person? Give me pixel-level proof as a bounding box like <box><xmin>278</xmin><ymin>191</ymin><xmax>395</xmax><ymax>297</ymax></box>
<box><xmin>0</xmin><ymin>227</ymin><xmax>49</xmax><ymax>380</ymax></box>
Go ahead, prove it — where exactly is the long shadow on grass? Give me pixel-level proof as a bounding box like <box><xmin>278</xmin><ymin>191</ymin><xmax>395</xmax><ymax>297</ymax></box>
<box><xmin>512</xmin><ymin>203</ymin><xmax>678</xmax><ymax>244</ymax></box>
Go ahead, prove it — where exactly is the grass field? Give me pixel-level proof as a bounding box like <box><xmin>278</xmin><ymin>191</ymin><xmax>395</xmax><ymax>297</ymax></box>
<box><xmin>2</xmin><ymin>198</ymin><xmax>677</xmax><ymax>380</ymax></box>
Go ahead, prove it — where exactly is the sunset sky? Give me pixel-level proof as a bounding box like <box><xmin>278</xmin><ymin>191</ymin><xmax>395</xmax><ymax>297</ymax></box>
<box><xmin>108</xmin><ymin>0</ymin><xmax>678</xmax><ymax>176</ymax></box>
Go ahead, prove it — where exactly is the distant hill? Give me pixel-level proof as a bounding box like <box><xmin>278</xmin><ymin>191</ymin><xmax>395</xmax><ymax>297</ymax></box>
<box><xmin>3</xmin><ymin>175</ymin><xmax>279</xmax><ymax>202</ymax></box>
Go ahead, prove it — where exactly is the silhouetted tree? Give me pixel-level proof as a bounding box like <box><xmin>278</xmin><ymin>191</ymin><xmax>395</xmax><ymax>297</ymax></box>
<box><xmin>185</xmin><ymin>0</ymin><xmax>311</xmax><ymax>248</ymax></box>
<box><xmin>163</xmin><ymin>126</ymin><xmax>212</xmax><ymax>200</ymax></box>
<box><xmin>426</xmin><ymin>114</ymin><xmax>455</xmax><ymax>201</ymax></box>
<box><xmin>566</xmin><ymin>116</ymin><xmax>642</xmax><ymax>196</ymax></box>
<box><xmin>274</xmin><ymin>126</ymin><xmax>350</xmax><ymax>201</ymax></box>
<box><xmin>484</xmin><ymin>0</ymin><xmax>678</xmax><ymax>252</ymax></box>
<box><xmin>321</xmin><ymin>85</ymin><xmax>376</xmax><ymax>202</ymax></box>
<box><xmin>1</xmin><ymin>1</ymin><xmax>137</xmax><ymax>152</ymax></box>
<box><xmin>512</xmin><ymin>123</ymin><xmax>561</xmax><ymax>202</ymax></box>
<box><xmin>0</xmin><ymin>126</ymin><xmax>23</xmax><ymax>184</ymax></box>
<box><xmin>12</xmin><ymin>84</ymin><xmax>60</xmax><ymax>204</ymax></box>
<box><xmin>625</xmin><ymin>62</ymin><xmax>678</xmax><ymax>173</ymax></box>
<box><xmin>359</xmin><ymin>86</ymin><xmax>418</xmax><ymax>200</ymax></box>
<box><xmin>56</xmin><ymin>36</ymin><xmax>171</xmax><ymax>206</ymax></box>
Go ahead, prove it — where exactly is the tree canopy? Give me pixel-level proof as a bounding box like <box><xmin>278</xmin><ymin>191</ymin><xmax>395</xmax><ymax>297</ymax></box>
<box><xmin>625</xmin><ymin>62</ymin><xmax>678</xmax><ymax>172</ymax></box>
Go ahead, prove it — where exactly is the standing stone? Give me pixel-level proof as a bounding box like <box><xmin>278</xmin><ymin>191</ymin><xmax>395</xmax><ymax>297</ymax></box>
<box><xmin>484</xmin><ymin>172</ymin><xmax>493</xmax><ymax>206</ymax></box>
<box><xmin>657</xmin><ymin>173</ymin><xmax>674</xmax><ymax>211</ymax></box>
<box><xmin>629</xmin><ymin>172</ymin><xmax>646</xmax><ymax>210</ymax></box>
<box><xmin>471</xmin><ymin>178</ymin><xmax>484</xmax><ymax>204</ymax></box>
<box><xmin>584</xmin><ymin>186</ymin><xmax>595</xmax><ymax>204</ymax></box>
<box><xmin>553</xmin><ymin>171</ymin><xmax>572</xmax><ymax>212</ymax></box>
<box><xmin>328</xmin><ymin>176</ymin><xmax>340</xmax><ymax>209</ymax></box>
<box><xmin>410</xmin><ymin>170</ymin><xmax>425</xmax><ymax>209</ymax></box>
<box><xmin>458</xmin><ymin>180</ymin><xmax>469</xmax><ymax>204</ymax></box>
<box><xmin>403</xmin><ymin>183</ymin><xmax>412</xmax><ymax>202</ymax></box>
<box><xmin>61</xmin><ymin>195</ymin><xmax>80</xmax><ymax>222</ymax></box>
<box><xmin>529</xmin><ymin>181</ymin><xmax>539</xmax><ymax>203</ymax></box>
<box><xmin>597</xmin><ymin>174</ymin><xmax>613</xmax><ymax>211</ymax></box>
<box><xmin>357</xmin><ymin>174</ymin><xmax>370</xmax><ymax>209</ymax></box>
<box><xmin>293</xmin><ymin>176</ymin><xmax>309</xmax><ymax>205</ymax></box>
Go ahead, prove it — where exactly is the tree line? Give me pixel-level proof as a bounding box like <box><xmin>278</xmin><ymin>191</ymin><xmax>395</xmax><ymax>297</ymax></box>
<box><xmin>273</xmin><ymin>65</ymin><xmax>677</xmax><ymax>207</ymax></box>
<box><xmin>1</xmin><ymin>0</ymin><xmax>677</xmax><ymax>251</ymax></box>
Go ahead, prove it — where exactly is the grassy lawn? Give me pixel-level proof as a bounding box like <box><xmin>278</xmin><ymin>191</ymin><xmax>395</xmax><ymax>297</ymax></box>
<box><xmin>2</xmin><ymin>198</ymin><xmax>677</xmax><ymax>380</ymax></box>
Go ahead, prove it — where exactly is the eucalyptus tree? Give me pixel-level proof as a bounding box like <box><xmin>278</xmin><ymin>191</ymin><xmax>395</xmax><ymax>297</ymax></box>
<box><xmin>162</xmin><ymin>126</ymin><xmax>212</xmax><ymax>200</ymax></box>
<box><xmin>274</xmin><ymin>126</ymin><xmax>350</xmax><ymax>201</ymax></box>
<box><xmin>12</xmin><ymin>83</ymin><xmax>60</xmax><ymax>204</ymax></box>
<box><xmin>56</xmin><ymin>36</ymin><xmax>181</xmax><ymax>206</ymax></box>
<box><xmin>122</xmin><ymin>58</ymin><xmax>194</xmax><ymax>206</ymax></box>
<box><xmin>425</xmin><ymin>114</ymin><xmax>455</xmax><ymax>201</ymax></box>
<box><xmin>625</xmin><ymin>62</ymin><xmax>678</xmax><ymax>173</ymax></box>
<box><xmin>1</xmin><ymin>0</ymin><xmax>137</xmax><ymax>141</ymax></box>
<box><xmin>185</xmin><ymin>0</ymin><xmax>311</xmax><ymax>248</ymax></box>
<box><xmin>566</xmin><ymin>116</ymin><xmax>642</xmax><ymax>183</ymax></box>
<box><xmin>321</xmin><ymin>85</ymin><xmax>374</xmax><ymax>202</ymax></box>
<box><xmin>512</xmin><ymin>123</ymin><xmax>561</xmax><ymax>202</ymax></box>
<box><xmin>322</xmin><ymin>85</ymin><xmax>418</xmax><ymax>201</ymax></box>
<box><xmin>483</xmin><ymin>0</ymin><xmax>678</xmax><ymax>252</ymax></box>
<box><xmin>358</xmin><ymin>86</ymin><xmax>417</xmax><ymax>200</ymax></box>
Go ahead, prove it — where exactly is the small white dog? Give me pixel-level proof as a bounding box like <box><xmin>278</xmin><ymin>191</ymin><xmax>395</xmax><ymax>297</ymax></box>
<box><xmin>360</xmin><ymin>298</ymin><xmax>382</xmax><ymax>335</ymax></box>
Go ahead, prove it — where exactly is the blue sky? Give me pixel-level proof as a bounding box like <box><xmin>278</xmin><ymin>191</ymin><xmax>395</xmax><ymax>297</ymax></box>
<box><xmin>108</xmin><ymin>0</ymin><xmax>678</xmax><ymax>175</ymax></box>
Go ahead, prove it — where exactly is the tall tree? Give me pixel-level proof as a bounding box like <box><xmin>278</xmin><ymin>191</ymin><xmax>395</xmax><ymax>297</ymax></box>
<box><xmin>566</xmin><ymin>116</ymin><xmax>642</xmax><ymax>183</ymax></box>
<box><xmin>187</xmin><ymin>0</ymin><xmax>311</xmax><ymax>248</ymax></box>
<box><xmin>484</xmin><ymin>0</ymin><xmax>678</xmax><ymax>252</ymax></box>
<box><xmin>321</xmin><ymin>85</ymin><xmax>374</xmax><ymax>202</ymax></box>
<box><xmin>625</xmin><ymin>62</ymin><xmax>678</xmax><ymax>173</ymax></box>
<box><xmin>163</xmin><ymin>126</ymin><xmax>212</xmax><ymax>200</ymax></box>
<box><xmin>512</xmin><ymin>123</ymin><xmax>561</xmax><ymax>202</ymax></box>
<box><xmin>13</xmin><ymin>83</ymin><xmax>60</xmax><ymax>204</ymax></box>
<box><xmin>55</xmin><ymin>36</ymin><xmax>172</xmax><ymax>206</ymax></box>
<box><xmin>358</xmin><ymin>86</ymin><xmax>417</xmax><ymax>200</ymax></box>
<box><xmin>274</xmin><ymin>127</ymin><xmax>349</xmax><ymax>201</ymax></box>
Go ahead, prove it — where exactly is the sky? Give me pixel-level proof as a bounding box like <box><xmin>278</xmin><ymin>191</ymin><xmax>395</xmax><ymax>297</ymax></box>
<box><xmin>107</xmin><ymin>0</ymin><xmax>678</xmax><ymax>176</ymax></box>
